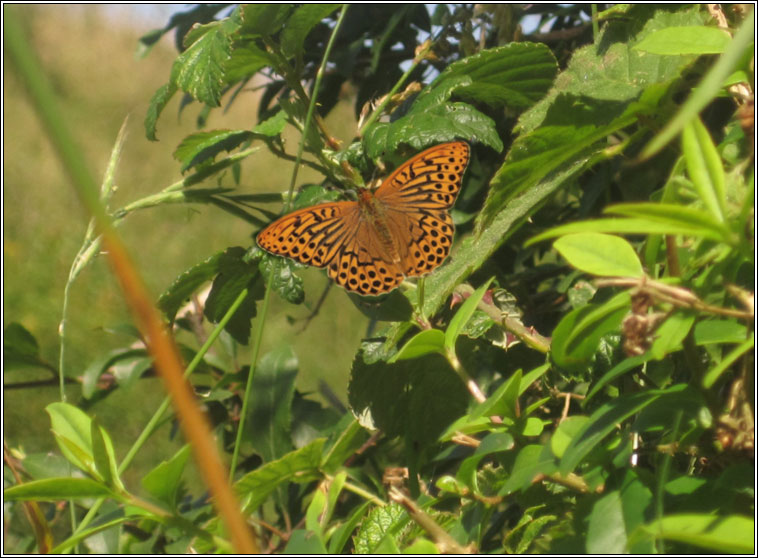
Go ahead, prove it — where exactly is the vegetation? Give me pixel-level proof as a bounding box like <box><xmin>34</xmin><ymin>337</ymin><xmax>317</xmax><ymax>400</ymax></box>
<box><xmin>4</xmin><ymin>4</ymin><xmax>754</xmax><ymax>554</ymax></box>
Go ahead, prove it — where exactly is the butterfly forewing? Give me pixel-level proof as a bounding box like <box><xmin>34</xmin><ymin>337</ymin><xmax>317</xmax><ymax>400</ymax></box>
<box><xmin>256</xmin><ymin>141</ymin><xmax>471</xmax><ymax>296</ymax></box>
<box><xmin>376</xmin><ymin>141</ymin><xmax>470</xmax><ymax>210</ymax></box>
<box><xmin>257</xmin><ymin>201</ymin><xmax>360</xmax><ymax>268</ymax></box>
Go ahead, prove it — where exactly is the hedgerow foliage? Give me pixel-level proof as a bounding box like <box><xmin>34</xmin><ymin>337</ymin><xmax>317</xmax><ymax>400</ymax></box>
<box><xmin>5</xmin><ymin>4</ymin><xmax>754</xmax><ymax>554</ymax></box>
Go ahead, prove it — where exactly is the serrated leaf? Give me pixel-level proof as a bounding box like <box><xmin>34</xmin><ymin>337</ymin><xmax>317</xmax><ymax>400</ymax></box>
<box><xmin>258</xmin><ymin>255</ymin><xmax>305</xmax><ymax>305</ymax></box>
<box><xmin>174</xmin><ymin>129</ymin><xmax>254</xmax><ymax>172</ymax></box>
<box><xmin>252</xmin><ymin>109</ymin><xmax>288</xmax><ymax>137</ymax></box>
<box><xmin>4</xmin><ymin>478</ymin><xmax>117</xmax><ymax>501</ymax></box>
<box><xmin>158</xmin><ymin>247</ymin><xmax>244</xmax><ymax>322</ymax></box>
<box><xmin>204</xmin><ymin>251</ymin><xmax>264</xmax><ymax>344</ymax></box>
<box><xmin>170</xmin><ymin>22</ymin><xmax>232</xmax><ymax>107</ymax></box>
<box><xmin>145</xmin><ymin>82</ymin><xmax>177</xmax><ymax>141</ymax></box>
<box><xmin>239</xmin><ymin>4</ymin><xmax>292</xmax><ymax>36</ymax></box>
<box><xmin>352</xmin><ymin>503</ymin><xmax>408</xmax><ymax>554</ymax></box>
<box><xmin>248</xmin><ymin>346</ymin><xmax>298</xmax><ymax>463</ymax></box>
<box><xmin>348</xmin><ymin>352</ymin><xmax>467</xmax><ymax>444</ymax></box>
<box><xmin>236</xmin><ymin>438</ymin><xmax>325</xmax><ymax>513</ymax></box>
<box><xmin>223</xmin><ymin>43</ymin><xmax>273</xmax><ymax>82</ymax></box>
<box><xmin>479</xmin><ymin>6</ymin><xmax>709</xmax><ymax>230</ymax></box>
<box><xmin>554</xmin><ymin>233</ymin><xmax>644</xmax><ymax>278</ymax></box>
<box><xmin>364</xmin><ymin>103</ymin><xmax>502</xmax><ymax>159</ymax></box>
<box><xmin>434</xmin><ymin>42</ymin><xmax>557</xmax><ymax>109</ymax></box>
<box><xmin>281</xmin><ymin>4</ymin><xmax>340</xmax><ymax>59</ymax></box>
<box><xmin>141</xmin><ymin>445</ymin><xmax>191</xmax><ymax>510</ymax></box>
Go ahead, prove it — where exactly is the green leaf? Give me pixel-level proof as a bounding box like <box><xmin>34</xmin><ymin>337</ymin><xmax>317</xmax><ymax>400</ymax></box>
<box><xmin>648</xmin><ymin>312</ymin><xmax>695</xmax><ymax>360</ymax></box>
<box><xmin>364</xmin><ymin>103</ymin><xmax>502</xmax><ymax>159</ymax></box>
<box><xmin>352</xmin><ymin>503</ymin><xmax>407</xmax><ymax>554</ymax></box>
<box><xmin>281</xmin><ymin>4</ymin><xmax>341</xmax><ymax>59</ymax></box>
<box><xmin>236</xmin><ymin>438</ymin><xmax>325</xmax><ymax>513</ymax></box>
<box><xmin>392</xmin><ymin>329</ymin><xmax>445</xmax><ymax>361</ymax></box>
<box><xmin>480</xmin><ymin>6</ymin><xmax>711</xmax><ymax>229</ymax></box>
<box><xmin>258</xmin><ymin>255</ymin><xmax>305</xmax><ymax>305</ymax></box>
<box><xmin>550</xmin><ymin>416</ymin><xmax>589</xmax><ymax>459</ymax></box>
<box><xmin>141</xmin><ymin>445</ymin><xmax>191</xmax><ymax>510</ymax></box>
<box><xmin>170</xmin><ymin>22</ymin><xmax>232</xmax><ymax>107</ymax></box>
<box><xmin>158</xmin><ymin>248</ymin><xmax>241</xmax><ymax>322</ymax></box>
<box><xmin>173</xmin><ymin>129</ymin><xmax>254</xmax><ymax>172</ymax></box>
<box><xmin>641</xmin><ymin>12</ymin><xmax>754</xmax><ymax>158</ymax></box>
<box><xmin>694</xmin><ymin>320</ymin><xmax>748</xmax><ymax>345</ymax></box>
<box><xmin>248</xmin><ymin>346</ymin><xmax>298</xmax><ymax>463</ymax></box>
<box><xmin>4</xmin><ymin>478</ymin><xmax>117</xmax><ymax>501</ymax></box>
<box><xmin>238</xmin><ymin>4</ymin><xmax>292</xmax><ymax>36</ymax></box>
<box><xmin>456</xmin><ymin>431</ymin><xmax>514</xmax><ymax>494</ymax></box>
<box><xmin>434</xmin><ymin>42</ymin><xmax>557</xmax><ymax>109</ymax></box>
<box><xmin>284</xmin><ymin>530</ymin><xmax>328</xmax><ymax>554</ymax></box>
<box><xmin>634</xmin><ymin>514</ymin><xmax>754</xmax><ymax>554</ymax></box>
<box><xmin>204</xmin><ymin>250</ymin><xmax>264</xmax><ymax>344</ymax></box>
<box><xmin>551</xmin><ymin>294</ymin><xmax>630</xmax><ymax>374</ymax></box>
<box><xmin>90</xmin><ymin>419</ymin><xmax>123</xmax><ymax>492</ymax></box>
<box><xmin>81</xmin><ymin>348</ymin><xmax>148</xmax><ymax>399</ymax></box>
<box><xmin>444</xmin><ymin>277</ymin><xmax>495</xmax><ymax>352</ymax></box>
<box><xmin>702</xmin><ymin>334</ymin><xmax>754</xmax><ymax>389</ymax></box>
<box><xmin>682</xmin><ymin>117</ymin><xmax>727</xmax><ymax>222</ymax></box>
<box><xmin>605</xmin><ymin>203</ymin><xmax>733</xmax><ymax>243</ymax></box>
<box><xmin>560</xmin><ymin>384</ymin><xmax>688</xmax><ymax>474</ymax></box>
<box><xmin>586</xmin><ymin>354</ymin><xmax>648</xmax><ymax>402</ymax></box>
<box><xmin>3</xmin><ymin>322</ymin><xmax>48</xmax><ymax>371</ymax></box>
<box><xmin>526</xmin><ymin>215</ymin><xmax>730</xmax><ymax>246</ymax></box>
<box><xmin>145</xmin><ymin>82</ymin><xmax>177</xmax><ymax>141</ymax></box>
<box><xmin>46</xmin><ymin>403</ymin><xmax>96</xmax><ymax>476</ymax></box>
<box><xmin>554</xmin><ymin>233</ymin><xmax>644</xmax><ymax>277</ymax></box>
<box><xmin>223</xmin><ymin>43</ymin><xmax>273</xmax><ymax>82</ymax></box>
<box><xmin>634</xmin><ymin>26</ymin><xmax>731</xmax><ymax>55</ymax></box>
<box><xmin>251</xmin><ymin>109</ymin><xmax>288</xmax><ymax>137</ymax></box>
<box><xmin>348</xmin><ymin>352</ymin><xmax>467</xmax><ymax>445</ymax></box>
<box><xmin>498</xmin><ymin>444</ymin><xmax>557</xmax><ymax>496</ymax></box>
<box><xmin>328</xmin><ymin>501</ymin><xmax>371</xmax><ymax>553</ymax></box>
<box><xmin>586</xmin><ymin>471</ymin><xmax>654</xmax><ymax>554</ymax></box>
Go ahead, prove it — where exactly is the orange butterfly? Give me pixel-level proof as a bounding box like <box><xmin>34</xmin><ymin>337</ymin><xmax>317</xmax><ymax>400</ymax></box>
<box><xmin>257</xmin><ymin>141</ymin><xmax>470</xmax><ymax>296</ymax></box>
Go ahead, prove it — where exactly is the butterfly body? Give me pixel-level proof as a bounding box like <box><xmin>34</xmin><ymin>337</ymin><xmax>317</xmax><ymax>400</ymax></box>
<box><xmin>258</xmin><ymin>141</ymin><xmax>470</xmax><ymax>296</ymax></box>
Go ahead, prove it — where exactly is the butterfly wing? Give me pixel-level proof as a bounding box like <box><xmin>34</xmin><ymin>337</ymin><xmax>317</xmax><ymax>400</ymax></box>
<box><xmin>257</xmin><ymin>201</ymin><xmax>360</xmax><ymax>268</ymax></box>
<box><xmin>374</xmin><ymin>141</ymin><xmax>470</xmax><ymax>277</ymax></box>
<box><xmin>257</xmin><ymin>200</ymin><xmax>405</xmax><ymax>296</ymax></box>
<box><xmin>375</xmin><ymin>141</ymin><xmax>470</xmax><ymax>210</ymax></box>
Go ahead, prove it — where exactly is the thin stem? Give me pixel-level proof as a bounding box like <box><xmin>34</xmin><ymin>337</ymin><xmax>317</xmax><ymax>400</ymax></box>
<box><xmin>284</xmin><ymin>4</ymin><xmax>350</xmax><ymax>208</ymax></box>
<box><xmin>358</xmin><ymin>41</ymin><xmax>432</xmax><ymax>136</ymax></box>
<box><xmin>74</xmin><ymin>287</ymin><xmax>250</xmax><ymax>535</ymax></box>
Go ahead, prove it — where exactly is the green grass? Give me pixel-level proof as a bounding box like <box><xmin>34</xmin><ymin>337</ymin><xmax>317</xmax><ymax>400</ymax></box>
<box><xmin>4</xmin><ymin>5</ymin><xmax>368</xmax><ymax>480</ymax></box>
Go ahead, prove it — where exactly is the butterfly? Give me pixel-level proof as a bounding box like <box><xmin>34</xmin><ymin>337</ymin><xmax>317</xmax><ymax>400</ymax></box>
<box><xmin>257</xmin><ymin>141</ymin><xmax>470</xmax><ymax>296</ymax></box>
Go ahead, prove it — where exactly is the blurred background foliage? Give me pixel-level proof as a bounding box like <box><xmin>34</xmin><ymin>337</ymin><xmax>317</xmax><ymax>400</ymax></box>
<box><xmin>3</xmin><ymin>5</ymin><xmax>366</xmax><ymax>485</ymax></box>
